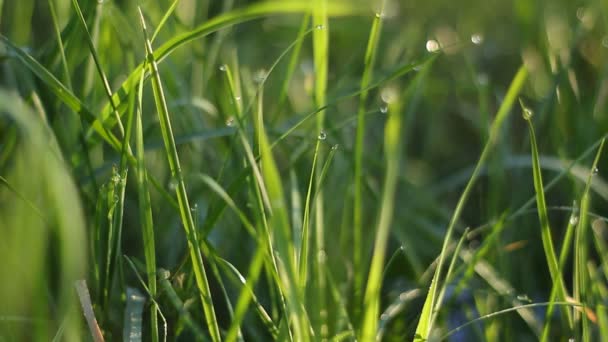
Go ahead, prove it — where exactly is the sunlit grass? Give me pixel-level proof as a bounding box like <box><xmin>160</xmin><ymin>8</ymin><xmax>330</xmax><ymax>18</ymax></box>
<box><xmin>2</xmin><ymin>0</ymin><xmax>608</xmax><ymax>341</ymax></box>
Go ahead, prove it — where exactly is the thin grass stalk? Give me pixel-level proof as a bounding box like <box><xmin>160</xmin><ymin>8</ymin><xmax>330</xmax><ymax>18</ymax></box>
<box><xmin>138</xmin><ymin>9</ymin><xmax>221</xmax><ymax>341</ymax></box>
<box><xmin>523</xmin><ymin>100</ymin><xmax>572</xmax><ymax>329</ymax></box>
<box><xmin>360</xmin><ymin>95</ymin><xmax>402</xmax><ymax>341</ymax></box>
<box><xmin>413</xmin><ymin>65</ymin><xmax>528</xmax><ymax>341</ymax></box>
<box><xmin>353</xmin><ymin>3</ymin><xmax>386</xmax><ymax>320</ymax></box>
<box><xmin>134</xmin><ymin>66</ymin><xmax>159</xmax><ymax>342</ymax></box>
<box><xmin>574</xmin><ymin>138</ymin><xmax>606</xmax><ymax>341</ymax></box>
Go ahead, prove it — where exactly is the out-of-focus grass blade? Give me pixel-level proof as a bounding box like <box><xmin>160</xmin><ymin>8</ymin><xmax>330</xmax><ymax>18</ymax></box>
<box><xmin>151</xmin><ymin>0</ymin><xmax>179</xmax><ymax>43</ymax></box>
<box><xmin>521</xmin><ymin>99</ymin><xmax>572</xmax><ymax>329</ymax></box>
<box><xmin>138</xmin><ymin>9</ymin><xmax>221</xmax><ymax>342</ymax></box>
<box><xmin>0</xmin><ymin>34</ymin><xmax>121</xmax><ymax>149</ymax></box>
<box><xmin>441</xmin><ymin>302</ymin><xmax>583</xmax><ymax>341</ymax></box>
<box><xmin>414</xmin><ymin>65</ymin><xmax>528</xmax><ymax>341</ymax></box>
<box><xmin>123</xmin><ymin>287</ymin><xmax>145</xmax><ymax>342</ymax></box>
<box><xmin>574</xmin><ymin>137</ymin><xmax>605</xmax><ymax>341</ymax></box>
<box><xmin>74</xmin><ymin>280</ymin><xmax>104</xmax><ymax>342</ymax></box>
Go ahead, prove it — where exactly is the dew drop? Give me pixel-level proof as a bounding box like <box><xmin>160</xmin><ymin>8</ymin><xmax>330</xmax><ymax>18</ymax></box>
<box><xmin>593</xmin><ymin>167</ymin><xmax>599</xmax><ymax>175</ymax></box>
<box><xmin>234</xmin><ymin>96</ymin><xmax>241</xmax><ymax>101</ymax></box>
<box><xmin>569</xmin><ymin>215</ymin><xmax>579</xmax><ymax>226</ymax></box>
<box><xmin>426</xmin><ymin>39</ymin><xmax>440</xmax><ymax>53</ymax></box>
<box><xmin>331</xmin><ymin>144</ymin><xmax>339</xmax><ymax>151</ymax></box>
<box><xmin>226</xmin><ymin>116</ymin><xmax>235</xmax><ymax>127</ymax></box>
<box><xmin>568</xmin><ymin>338</ymin><xmax>575</xmax><ymax>342</ymax></box>
<box><xmin>191</xmin><ymin>203</ymin><xmax>198</xmax><ymax>213</ymax></box>
<box><xmin>253</xmin><ymin>69</ymin><xmax>267</xmax><ymax>83</ymax></box>
<box><xmin>375</xmin><ymin>12</ymin><xmax>383</xmax><ymax>19</ymax></box>
<box><xmin>315</xmin><ymin>24</ymin><xmax>325</xmax><ymax>30</ymax></box>
<box><xmin>381</xmin><ymin>86</ymin><xmax>398</xmax><ymax>104</ymax></box>
<box><xmin>477</xmin><ymin>73</ymin><xmax>489</xmax><ymax>86</ymax></box>
<box><xmin>168</xmin><ymin>177</ymin><xmax>178</xmax><ymax>191</ymax></box>
<box><xmin>517</xmin><ymin>294</ymin><xmax>531</xmax><ymax>302</ymax></box>
<box><xmin>318</xmin><ymin>131</ymin><xmax>327</xmax><ymax>140</ymax></box>
<box><xmin>219</xmin><ymin>64</ymin><xmax>227</xmax><ymax>72</ymax></box>
<box><xmin>522</xmin><ymin>107</ymin><xmax>533</xmax><ymax>120</ymax></box>
<box><xmin>471</xmin><ymin>33</ymin><xmax>484</xmax><ymax>45</ymax></box>
<box><xmin>380</xmin><ymin>105</ymin><xmax>388</xmax><ymax>114</ymax></box>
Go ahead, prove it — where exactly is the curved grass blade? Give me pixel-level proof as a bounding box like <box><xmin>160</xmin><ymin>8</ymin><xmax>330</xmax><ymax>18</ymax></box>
<box><xmin>413</xmin><ymin>65</ymin><xmax>528</xmax><ymax>341</ymax></box>
<box><xmin>0</xmin><ymin>34</ymin><xmax>121</xmax><ymax>149</ymax></box>
<box><xmin>574</xmin><ymin>138</ymin><xmax>606</xmax><ymax>341</ymax></box>
<box><xmin>521</xmin><ymin>99</ymin><xmax>572</xmax><ymax>330</ymax></box>
<box><xmin>441</xmin><ymin>302</ymin><xmax>583</xmax><ymax>341</ymax></box>
<box><xmin>138</xmin><ymin>9</ymin><xmax>220</xmax><ymax>341</ymax></box>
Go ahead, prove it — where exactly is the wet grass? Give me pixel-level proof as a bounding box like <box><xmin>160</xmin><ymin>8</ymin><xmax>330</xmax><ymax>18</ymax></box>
<box><xmin>1</xmin><ymin>0</ymin><xmax>608</xmax><ymax>341</ymax></box>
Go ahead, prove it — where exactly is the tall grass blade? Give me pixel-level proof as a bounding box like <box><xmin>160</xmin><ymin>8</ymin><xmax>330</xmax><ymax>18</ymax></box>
<box><xmin>413</xmin><ymin>65</ymin><xmax>528</xmax><ymax>341</ymax></box>
<box><xmin>353</xmin><ymin>3</ymin><xmax>386</xmax><ymax>319</ymax></box>
<box><xmin>521</xmin><ymin>99</ymin><xmax>572</xmax><ymax>329</ymax></box>
<box><xmin>138</xmin><ymin>9</ymin><xmax>221</xmax><ymax>341</ymax></box>
<box><xmin>574</xmin><ymin>137</ymin><xmax>606</xmax><ymax>341</ymax></box>
<box><xmin>360</xmin><ymin>93</ymin><xmax>403</xmax><ymax>341</ymax></box>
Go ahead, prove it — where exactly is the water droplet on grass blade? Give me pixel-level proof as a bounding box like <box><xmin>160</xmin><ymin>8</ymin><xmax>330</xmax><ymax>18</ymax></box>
<box><xmin>168</xmin><ymin>177</ymin><xmax>178</xmax><ymax>191</ymax></box>
<box><xmin>569</xmin><ymin>215</ymin><xmax>579</xmax><ymax>226</ymax></box>
<box><xmin>380</xmin><ymin>105</ymin><xmax>388</xmax><ymax>113</ymax></box>
<box><xmin>315</xmin><ymin>25</ymin><xmax>325</xmax><ymax>30</ymax></box>
<box><xmin>219</xmin><ymin>64</ymin><xmax>227</xmax><ymax>72</ymax></box>
<box><xmin>593</xmin><ymin>167</ymin><xmax>599</xmax><ymax>175</ymax></box>
<box><xmin>318</xmin><ymin>131</ymin><xmax>327</xmax><ymax>140</ymax></box>
<box><xmin>471</xmin><ymin>33</ymin><xmax>484</xmax><ymax>45</ymax></box>
<box><xmin>426</xmin><ymin>39</ymin><xmax>440</xmax><ymax>52</ymax></box>
<box><xmin>517</xmin><ymin>294</ymin><xmax>531</xmax><ymax>302</ymax></box>
<box><xmin>331</xmin><ymin>144</ymin><xmax>339</xmax><ymax>151</ymax></box>
<box><xmin>226</xmin><ymin>116</ymin><xmax>235</xmax><ymax>127</ymax></box>
<box><xmin>253</xmin><ymin>69</ymin><xmax>267</xmax><ymax>83</ymax></box>
<box><xmin>519</xmin><ymin>98</ymin><xmax>533</xmax><ymax>120</ymax></box>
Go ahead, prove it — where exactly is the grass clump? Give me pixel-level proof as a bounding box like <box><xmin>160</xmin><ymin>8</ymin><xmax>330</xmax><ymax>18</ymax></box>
<box><xmin>2</xmin><ymin>0</ymin><xmax>608</xmax><ymax>341</ymax></box>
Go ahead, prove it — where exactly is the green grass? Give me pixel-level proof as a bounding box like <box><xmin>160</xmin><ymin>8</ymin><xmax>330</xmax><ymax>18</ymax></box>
<box><xmin>2</xmin><ymin>0</ymin><xmax>608</xmax><ymax>341</ymax></box>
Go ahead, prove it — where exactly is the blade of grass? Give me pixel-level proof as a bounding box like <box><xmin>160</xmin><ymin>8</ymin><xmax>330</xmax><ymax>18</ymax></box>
<box><xmin>574</xmin><ymin>137</ymin><xmax>606</xmax><ymax>341</ymax></box>
<box><xmin>134</xmin><ymin>65</ymin><xmax>159</xmax><ymax>342</ymax></box>
<box><xmin>441</xmin><ymin>302</ymin><xmax>583</xmax><ymax>341</ymax></box>
<box><xmin>353</xmin><ymin>4</ymin><xmax>386</xmax><ymax>320</ymax></box>
<box><xmin>298</xmin><ymin>139</ymin><xmax>321</xmax><ymax>295</ymax></box>
<box><xmin>257</xmin><ymin>77</ymin><xmax>309</xmax><ymax>341</ymax></box>
<box><xmin>521</xmin><ymin>99</ymin><xmax>572</xmax><ymax>330</ymax></box>
<box><xmin>312</xmin><ymin>1</ymin><xmax>329</xmax><ymax>337</ymax></box>
<box><xmin>413</xmin><ymin>65</ymin><xmax>528</xmax><ymax>341</ymax></box>
<box><xmin>0</xmin><ymin>34</ymin><xmax>121</xmax><ymax>149</ymax></box>
<box><xmin>360</xmin><ymin>93</ymin><xmax>403</xmax><ymax>341</ymax></box>
<box><xmin>138</xmin><ymin>9</ymin><xmax>221</xmax><ymax>341</ymax></box>
<box><xmin>150</xmin><ymin>0</ymin><xmax>179</xmax><ymax>43</ymax></box>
